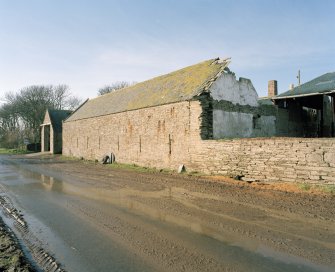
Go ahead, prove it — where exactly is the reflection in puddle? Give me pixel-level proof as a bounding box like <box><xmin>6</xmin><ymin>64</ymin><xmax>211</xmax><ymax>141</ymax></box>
<box><xmin>40</xmin><ymin>174</ymin><xmax>63</xmax><ymax>192</ymax></box>
<box><xmin>30</xmin><ymin>173</ymin><xmax>331</xmax><ymax>272</ymax></box>
<box><xmin>1</xmin><ymin>160</ymin><xmax>333</xmax><ymax>272</ymax></box>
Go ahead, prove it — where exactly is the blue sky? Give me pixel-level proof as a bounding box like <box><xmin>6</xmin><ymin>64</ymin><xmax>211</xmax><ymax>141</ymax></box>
<box><xmin>0</xmin><ymin>0</ymin><xmax>334</xmax><ymax>100</ymax></box>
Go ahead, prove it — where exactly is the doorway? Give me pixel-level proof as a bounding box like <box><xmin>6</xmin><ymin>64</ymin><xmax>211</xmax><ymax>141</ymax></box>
<box><xmin>44</xmin><ymin>125</ymin><xmax>50</xmax><ymax>151</ymax></box>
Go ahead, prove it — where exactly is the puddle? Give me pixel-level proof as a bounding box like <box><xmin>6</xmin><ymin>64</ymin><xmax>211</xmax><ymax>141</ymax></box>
<box><xmin>0</xmin><ymin>157</ymin><xmax>333</xmax><ymax>272</ymax></box>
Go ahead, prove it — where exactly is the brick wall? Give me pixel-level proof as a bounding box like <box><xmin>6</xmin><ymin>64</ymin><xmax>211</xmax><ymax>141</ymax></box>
<box><xmin>268</xmin><ymin>80</ymin><xmax>278</xmax><ymax>97</ymax></box>
<box><xmin>63</xmin><ymin>101</ymin><xmax>335</xmax><ymax>184</ymax></box>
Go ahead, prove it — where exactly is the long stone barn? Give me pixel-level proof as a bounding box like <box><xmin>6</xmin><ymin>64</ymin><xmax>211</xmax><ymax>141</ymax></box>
<box><xmin>63</xmin><ymin>58</ymin><xmax>335</xmax><ymax>184</ymax></box>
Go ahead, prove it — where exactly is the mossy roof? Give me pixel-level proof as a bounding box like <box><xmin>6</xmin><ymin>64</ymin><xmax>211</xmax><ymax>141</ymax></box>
<box><xmin>275</xmin><ymin>72</ymin><xmax>335</xmax><ymax>99</ymax></box>
<box><xmin>66</xmin><ymin>58</ymin><xmax>229</xmax><ymax>122</ymax></box>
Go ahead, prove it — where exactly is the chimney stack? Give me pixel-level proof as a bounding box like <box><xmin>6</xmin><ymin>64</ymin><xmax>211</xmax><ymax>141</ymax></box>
<box><xmin>268</xmin><ymin>80</ymin><xmax>278</xmax><ymax>97</ymax></box>
<box><xmin>289</xmin><ymin>83</ymin><xmax>294</xmax><ymax>90</ymax></box>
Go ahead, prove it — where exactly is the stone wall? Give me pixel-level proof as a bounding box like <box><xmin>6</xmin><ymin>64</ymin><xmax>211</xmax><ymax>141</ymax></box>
<box><xmin>63</xmin><ymin>99</ymin><xmax>335</xmax><ymax>185</ymax></box>
<box><xmin>189</xmin><ymin>138</ymin><xmax>335</xmax><ymax>184</ymax></box>
<box><xmin>63</xmin><ymin>101</ymin><xmax>203</xmax><ymax>170</ymax></box>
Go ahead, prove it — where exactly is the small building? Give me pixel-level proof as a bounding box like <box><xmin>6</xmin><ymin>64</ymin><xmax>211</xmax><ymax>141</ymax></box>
<box><xmin>41</xmin><ymin>109</ymin><xmax>72</xmax><ymax>154</ymax></box>
<box><xmin>272</xmin><ymin>72</ymin><xmax>335</xmax><ymax>137</ymax></box>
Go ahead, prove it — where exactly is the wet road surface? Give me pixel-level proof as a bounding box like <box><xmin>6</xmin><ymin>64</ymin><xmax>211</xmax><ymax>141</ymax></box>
<box><xmin>0</xmin><ymin>155</ymin><xmax>334</xmax><ymax>272</ymax></box>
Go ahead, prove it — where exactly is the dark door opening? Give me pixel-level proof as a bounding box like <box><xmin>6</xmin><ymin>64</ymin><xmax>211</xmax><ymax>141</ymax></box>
<box><xmin>44</xmin><ymin>125</ymin><xmax>50</xmax><ymax>152</ymax></box>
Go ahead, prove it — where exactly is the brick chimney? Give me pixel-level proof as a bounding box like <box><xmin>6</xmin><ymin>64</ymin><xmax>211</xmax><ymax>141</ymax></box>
<box><xmin>268</xmin><ymin>80</ymin><xmax>278</xmax><ymax>97</ymax></box>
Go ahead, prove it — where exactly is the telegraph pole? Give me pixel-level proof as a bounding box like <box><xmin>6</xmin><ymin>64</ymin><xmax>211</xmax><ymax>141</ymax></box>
<box><xmin>297</xmin><ymin>70</ymin><xmax>301</xmax><ymax>86</ymax></box>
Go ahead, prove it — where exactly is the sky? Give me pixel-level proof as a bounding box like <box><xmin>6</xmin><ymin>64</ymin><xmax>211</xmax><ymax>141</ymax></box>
<box><xmin>0</xmin><ymin>0</ymin><xmax>334</xmax><ymax>101</ymax></box>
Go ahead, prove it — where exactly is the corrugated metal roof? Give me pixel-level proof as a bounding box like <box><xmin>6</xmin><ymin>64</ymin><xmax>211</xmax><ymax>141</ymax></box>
<box><xmin>66</xmin><ymin>58</ymin><xmax>230</xmax><ymax>122</ymax></box>
<box><xmin>48</xmin><ymin>109</ymin><xmax>72</xmax><ymax>132</ymax></box>
<box><xmin>275</xmin><ymin>72</ymin><xmax>335</xmax><ymax>99</ymax></box>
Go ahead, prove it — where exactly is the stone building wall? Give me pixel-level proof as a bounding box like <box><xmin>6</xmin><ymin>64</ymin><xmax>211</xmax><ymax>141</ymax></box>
<box><xmin>41</xmin><ymin>112</ymin><xmax>54</xmax><ymax>153</ymax></box>
<box><xmin>63</xmin><ymin>101</ymin><xmax>203</xmax><ymax>170</ymax></box>
<box><xmin>50</xmin><ymin>127</ymin><xmax>54</xmax><ymax>153</ymax></box>
<box><xmin>41</xmin><ymin>126</ymin><xmax>46</xmax><ymax>152</ymax></box>
<box><xmin>63</xmin><ymin>99</ymin><xmax>335</xmax><ymax>185</ymax></box>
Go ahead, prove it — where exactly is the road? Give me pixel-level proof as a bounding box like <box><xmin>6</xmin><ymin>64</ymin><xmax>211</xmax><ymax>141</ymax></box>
<box><xmin>0</xmin><ymin>154</ymin><xmax>334</xmax><ymax>272</ymax></box>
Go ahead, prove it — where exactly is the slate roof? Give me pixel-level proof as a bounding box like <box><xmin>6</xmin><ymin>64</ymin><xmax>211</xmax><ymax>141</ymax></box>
<box><xmin>66</xmin><ymin>58</ymin><xmax>230</xmax><ymax>122</ymax></box>
<box><xmin>48</xmin><ymin>109</ymin><xmax>72</xmax><ymax>132</ymax></box>
<box><xmin>274</xmin><ymin>72</ymin><xmax>335</xmax><ymax>99</ymax></box>
<box><xmin>258</xmin><ymin>97</ymin><xmax>274</xmax><ymax>106</ymax></box>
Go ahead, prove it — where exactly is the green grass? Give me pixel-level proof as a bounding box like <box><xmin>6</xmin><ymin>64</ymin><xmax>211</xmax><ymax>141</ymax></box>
<box><xmin>60</xmin><ymin>156</ymin><xmax>172</xmax><ymax>173</ymax></box>
<box><xmin>60</xmin><ymin>155</ymin><xmax>81</xmax><ymax>161</ymax></box>
<box><xmin>107</xmin><ymin>162</ymin><xmax>172</xmax><ymax>174</ymax></box>
<box><xmin>315</xmin><ymin>184</ymin><xmax>335</xmax><ymax>194</ymax></box>
<box><xmin>298</xmin><ymin>182</ymin><xmax>335</xmax><ymax>194</ymax></box>
<box><xmin>298</xmin><ymin>183</ymin><xmax>312</xmax><ymax>191</ymax></box>
<box><xmin>0</xmin><ymin>148</ymin><xmax>30</xmax><ymax>154</ymax></box>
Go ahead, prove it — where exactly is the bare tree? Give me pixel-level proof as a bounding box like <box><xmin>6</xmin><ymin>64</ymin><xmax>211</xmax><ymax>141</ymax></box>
<box><xmin>0</xmin><ymin>85</ymin><xmax>82</xmax><ymax>148</ymax></box>
<box><xmin>0</xmin><ymin>102</ymin><xmax>21</xmax><ymax>148</ymax></box>
<box><xmin>97</xmin><ymin>81</ymin><xmax>135</xmax><ymax>96</ymax></box>
<box><xmin>49</xmin><ymin>84</ymin><xmax>82</xmax><ymax>110</ymax></box>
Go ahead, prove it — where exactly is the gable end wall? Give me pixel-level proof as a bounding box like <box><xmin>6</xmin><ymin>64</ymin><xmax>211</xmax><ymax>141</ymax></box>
<box><xmin>209</xmin><ymin>73</ymin><xmax>276</xmax><ymax>138</ymax></box>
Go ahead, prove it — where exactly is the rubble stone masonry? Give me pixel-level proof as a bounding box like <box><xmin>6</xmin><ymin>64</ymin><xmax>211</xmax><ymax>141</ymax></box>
<box><xmin>191</xmin><ymin>138</ymin><xmax>335</xmax><ymax>184</ymax></box>
<box><xmin>63</xmin><ymin>101</ymin><xmax>202</xmax><ymax>170</ymax></box>
<box><xmin>63</xmin><ymin>100</ymin><xmax>335</xmax><ymax>185</ymax></box>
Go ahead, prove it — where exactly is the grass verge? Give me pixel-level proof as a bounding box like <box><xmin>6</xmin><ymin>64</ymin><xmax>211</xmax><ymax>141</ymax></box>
<box><xmin>107</xmin><ymin>162</ymin><xmax>172</xmax><ymax>174</ymax></box>
<box><xmin>0</xmin><ymin>148</ymin><xmax>31</xmax><ymax>155</ymax></box>
<box><xmin>60</xmin><ymin>156</ymin><xmax>173</xmax><ymax>173</ymax></box>
<box><xmin>298</xmin><ymin>183</ymin><xmax>335</xmax><ymax>194</ymax></box>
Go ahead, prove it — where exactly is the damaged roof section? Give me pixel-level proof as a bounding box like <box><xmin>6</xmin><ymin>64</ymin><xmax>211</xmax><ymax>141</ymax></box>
<box><xmin>274</xmin><ymin>72</ymin><xmax>335</xmax><ymax>100</ymax></box>
<box><xmin>66</xmin><ymin>58</ymin><xmax>230</xmax><ymax>122</ymax></box>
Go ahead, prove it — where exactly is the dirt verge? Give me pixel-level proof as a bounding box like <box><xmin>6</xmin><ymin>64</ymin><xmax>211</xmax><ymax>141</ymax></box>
<box><xmin>0</xmin><ymin>217</ymin><xmax>35</xmax><ymax>272</ymax></box>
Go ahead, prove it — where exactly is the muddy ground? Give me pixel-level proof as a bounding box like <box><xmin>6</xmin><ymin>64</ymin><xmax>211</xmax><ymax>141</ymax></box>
<box><xmin>0</xmin><ymin>154</ymin><xmax>334</xmax><ymax>271</ymax></box>
<box><xmin>0</xmin><ymin>217</ymin><xmax>35</xmax><ymax>272</ymax></box>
